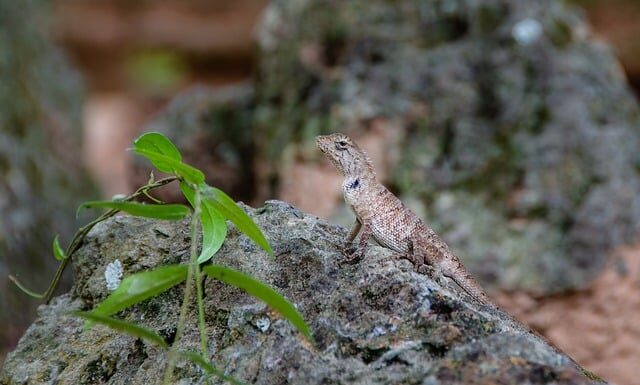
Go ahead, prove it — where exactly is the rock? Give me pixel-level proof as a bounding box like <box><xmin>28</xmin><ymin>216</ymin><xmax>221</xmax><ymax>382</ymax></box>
<box><xmin>1</xmin><ymin>201</ymin><xmax>605</xmax><ymax>384</ymax></box>
<box><xmin>253</xmin><ymin>0</ymin><xmax>640</xmax><ymax>294</ymax></box>
<box><xmin>0</xmin><ymin>0</ymin><xmax>96</xmax><ymax>360</ymax></box>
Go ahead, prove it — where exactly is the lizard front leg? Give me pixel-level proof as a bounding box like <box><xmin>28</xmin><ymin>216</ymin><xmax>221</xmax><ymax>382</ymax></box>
<box><xmin>346</xmin><ymin>219</ymin><xmax>362</xmax><ymax>243</ymax></box>
<box><xmin>341</xmin><ymin>219</ymin><xmax>361</xmax><ymax>256</ymax></box>
<box><xmin>344</xmin><ymin>220</ymin><xmax>371</xmax><ymax>263</ymax></box>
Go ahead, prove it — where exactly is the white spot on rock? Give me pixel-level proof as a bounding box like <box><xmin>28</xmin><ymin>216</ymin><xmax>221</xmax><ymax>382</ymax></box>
<box><xmin>104</xmin><ymin>260</ymin><xmax>123</xmax><ymax>291</ymax></box>
<box><xmin>512</xmin><ymin>18</ymin><xmax>543</xmax><ymax>45</ymax></box>
<box><xmin>256</xmin><ymin>317</ymin><xmax>271</xmax><ymax>332</ymax></box>
<box><xmin>369</xmin><ymin>326</ymin><xmax>387</xmax><ymax>338</ymax></box>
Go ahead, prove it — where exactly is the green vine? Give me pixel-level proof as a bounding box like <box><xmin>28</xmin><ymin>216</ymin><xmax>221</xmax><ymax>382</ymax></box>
<box><xmin>11</xmin><ymin>132</ymin><xmax>313</xmax><ymax>384</ymax></box>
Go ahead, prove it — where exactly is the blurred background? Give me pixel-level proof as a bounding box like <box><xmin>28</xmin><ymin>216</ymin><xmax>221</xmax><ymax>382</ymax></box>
<box><xmin>1</xmin><ymin>0</ymin><xmax>639</xmax><ymax>384</ymax></box>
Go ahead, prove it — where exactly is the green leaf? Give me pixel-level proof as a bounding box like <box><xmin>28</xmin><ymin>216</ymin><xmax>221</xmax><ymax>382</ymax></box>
<box><xmin>180</xmin><ymin>183</ymin><xmax>227</xmax><ymax>263</ymax></box>
<box><xmin>133</xmin><ymin>132</ymin><xmax>182</xmax><ymax>162</ymax></box>
<box><xmin>73</xmin><ymin>311</ymin><xmax>168</xmax><ymax>348</ymax></box>
<box><xmin>53</xmin><ymin>235</ymin><xmax>66</xmax><ymax>261</ymax></box>
<box><xmin>78</xmin><ymin>201</ymin><xmax>190</xmax><ymax>220</ymax></box>
<box><xmin>93</xmin><ymin>264</ymin><xmax>188</xmax><ymax>317</ymax></box>
<box><xmin>132</xmin><ymin>132</ymin><xmax>182</xmax><ymax>173</ymax></box>
<box><xmin>197</xmin><ymin>203</ymin><xmax>227</xmax><ymax>263</ymax></box>
<box><xmin>200</xmin><ymin>185</ymin><xmax>273</xmax><ymax>256</ymax></box>
<box><xmin>179</xmin><ymin>351</ymin><xmax>248</xmax><ymax>385</ymax></box>
<box><xmin>203</xmin><ymin>265</ymin><xmax>312</xmax><ymax>342</ymax></box>
<box><xmin>198</xmin><ymin>202</ymin><xmax>227</xmax><ymax>263</ymax></box>
<box><xmin>133</xmin><ymin>148</ymin><xmax>205</xmax><ymax>184</ymax></box>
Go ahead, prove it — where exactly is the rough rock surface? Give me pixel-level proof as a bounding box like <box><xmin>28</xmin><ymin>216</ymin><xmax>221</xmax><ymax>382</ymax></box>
<box><xmin>253</xmin><ymin>0</ymin><xmax>640</xmax><ymax>294</ymax></box>
<box><xmin>0</xmin><ymin>0</ymin><xmax>95</xmax><ymax>360</ymax></box>
<box><xmin>1</xmin><ymin>201</ymin><xmax>604</xmax><ymax>384</ymax></box>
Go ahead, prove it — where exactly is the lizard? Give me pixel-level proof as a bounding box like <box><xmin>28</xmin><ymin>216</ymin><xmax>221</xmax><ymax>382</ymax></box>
<box><xmin>315</xmin><ymin>133</ymin><xmax>590</xmax><ymax>368</ymax></box>
<box><xmin>316</xmin><ymin>133</ymin><xmax>492</xmax><ymax>305</ymax></box>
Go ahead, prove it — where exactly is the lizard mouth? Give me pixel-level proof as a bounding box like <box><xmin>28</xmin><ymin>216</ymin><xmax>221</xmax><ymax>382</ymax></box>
<box><xmin>315</xmin><ymin>135</ymin><xmax>330</xmax><ymax>154</ymax></box>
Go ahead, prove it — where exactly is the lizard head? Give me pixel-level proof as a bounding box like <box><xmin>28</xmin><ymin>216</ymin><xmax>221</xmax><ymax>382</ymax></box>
<box><xmin>316</xmin><ymin>133</ymin><xmax>376</xmax><ymax>179</ymax></box>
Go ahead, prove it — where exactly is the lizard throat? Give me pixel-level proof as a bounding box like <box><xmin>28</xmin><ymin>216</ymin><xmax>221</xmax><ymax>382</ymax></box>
<box><xmin>346</xmin><ymin>178</ymin><xmax>360</xmax><ymax>190</ymax></box>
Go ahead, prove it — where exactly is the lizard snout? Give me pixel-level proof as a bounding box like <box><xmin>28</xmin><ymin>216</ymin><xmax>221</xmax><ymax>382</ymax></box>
<box><xmin>315</xmin><ymin>135</ymin><xmax>330</xmax><ymax>153</ymax></box>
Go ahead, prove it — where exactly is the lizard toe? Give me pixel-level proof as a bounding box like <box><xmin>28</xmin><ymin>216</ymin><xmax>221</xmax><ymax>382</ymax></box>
<box><xmin>340</xmin><ymin>243</ymin><xmax>356</xmax><ymax>256</ymax></box>
<box><xmin>341</xmin><ymin>249</ymin><xmax>365</xmax><ymax>264</ymax></box>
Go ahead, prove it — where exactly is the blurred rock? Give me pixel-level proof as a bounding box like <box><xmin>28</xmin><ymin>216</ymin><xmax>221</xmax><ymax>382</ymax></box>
<box><xmin>133</xmin><ymin>84</ymin><xmax>256</xmax><ymax>203</ymax></box>
<box><xmin>0</xmin><ymin>202</ymin><xmax>605</xmax><ymax>384</ymax></box>
<box><xmin>254</xmin><ymin>0</ymin><xmax>640</xmax><ymax>294</ymax></box>
<box><xmin>51</xmin><ymin>0</ymin><xmax>267</xmax><ymax>93</ymax></box>
<box><xmin>0</xmin><ymin>0</ymin><xmax>95</xmax><ymax>362</ymax></box>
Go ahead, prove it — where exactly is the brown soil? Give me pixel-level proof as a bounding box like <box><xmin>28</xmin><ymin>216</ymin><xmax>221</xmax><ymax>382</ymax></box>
<box><xmin>494</xmin><ymin>244</ymin><xmax>640</xmax><ymax>385</ymax></box>
<box><xmin>583</xmin><ymin>0</ymin><xmax>640</xmax><ymax>82</ymax></box>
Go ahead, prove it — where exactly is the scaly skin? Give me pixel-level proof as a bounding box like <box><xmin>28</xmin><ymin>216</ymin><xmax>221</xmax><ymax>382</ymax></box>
<box><xmin>316</xmin><ymin>133</ymin><xmax>491</xmax><ymax>304</ymax></box>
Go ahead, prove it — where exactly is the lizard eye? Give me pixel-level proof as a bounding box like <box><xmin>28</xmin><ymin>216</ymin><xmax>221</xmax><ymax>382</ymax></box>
<box><xmin>336</xmin><ymin>140</ymin><xmax>348</xmax><ymax>149</ymax></box>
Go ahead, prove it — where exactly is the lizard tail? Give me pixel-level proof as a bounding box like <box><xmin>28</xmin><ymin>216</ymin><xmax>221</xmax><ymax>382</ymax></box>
<box><xmin>441</xmin><ymin>260</ymin><xmax>492</xmax><ymax>305</ymax></box>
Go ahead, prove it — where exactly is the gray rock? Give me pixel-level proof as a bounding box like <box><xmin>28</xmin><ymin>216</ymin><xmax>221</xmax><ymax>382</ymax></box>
<box><xmin>0</xmin><ymin>0</ymin><xmax>96</xmax><ymax>360</ymax></box>
<box><xmin>254</xmin><ymin>0</ymin><xmax>640</xmax><ymax>294</ymax></box>
<box><xmin>1</xmin><ymin>201</ymin><xmax>605</xmax><ymax>384</ymax></box>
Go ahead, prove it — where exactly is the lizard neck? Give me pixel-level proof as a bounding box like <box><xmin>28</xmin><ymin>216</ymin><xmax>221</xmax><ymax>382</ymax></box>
<box><xmin>342</xmin><ymin>173</ymin><xmax>377</xmax><ymax>211</ymax></box>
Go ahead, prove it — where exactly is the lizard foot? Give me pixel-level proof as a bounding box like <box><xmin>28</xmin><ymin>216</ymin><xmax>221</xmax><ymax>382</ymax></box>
<box><xmin>416</xmin><ymin>263</ymin><xmax>437</xmax><ymax>276</ymax></box>
<box><xmin>340</xmin><ymin>246</ymin><xmax>365</xmax><ymax>264</ymax></box>
<box><xmin>340</xmin><ymin>242</ymin><xmax>356</xmax><ymax>256</ymax></box>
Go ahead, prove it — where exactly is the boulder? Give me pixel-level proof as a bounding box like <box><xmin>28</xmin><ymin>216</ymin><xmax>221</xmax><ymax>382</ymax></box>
<box><xmin>0</xmin><ymin>201</ymin><xmax>605</xmax><ymax>384</ymax></box>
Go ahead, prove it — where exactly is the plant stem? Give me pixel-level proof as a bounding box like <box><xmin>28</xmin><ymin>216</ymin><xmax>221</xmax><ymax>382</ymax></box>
<box><xmin>196</xmin><ymin>265</ymin><xmax>208</xmax><ymax>355</ymax></box>
<box><xmin>196</xmin><ymin>267</ymin><xmax>213</xmax><ymax>385</ymax></box>
<box><xmin>163</xmin><ymin>186</ymin><xmax>201</xmax><ymax>384</ymax></box>
<box><xmin>10</xmin><ymin>176</ymin><xmax>178</xmax><ymax>303</ymax></box>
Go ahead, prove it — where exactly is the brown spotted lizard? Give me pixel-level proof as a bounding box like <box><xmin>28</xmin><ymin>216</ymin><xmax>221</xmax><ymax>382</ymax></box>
<box><xmin>316</xmin><ymin>133</ymin><xmax>492</xmax><ymax>305</ymax></box>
